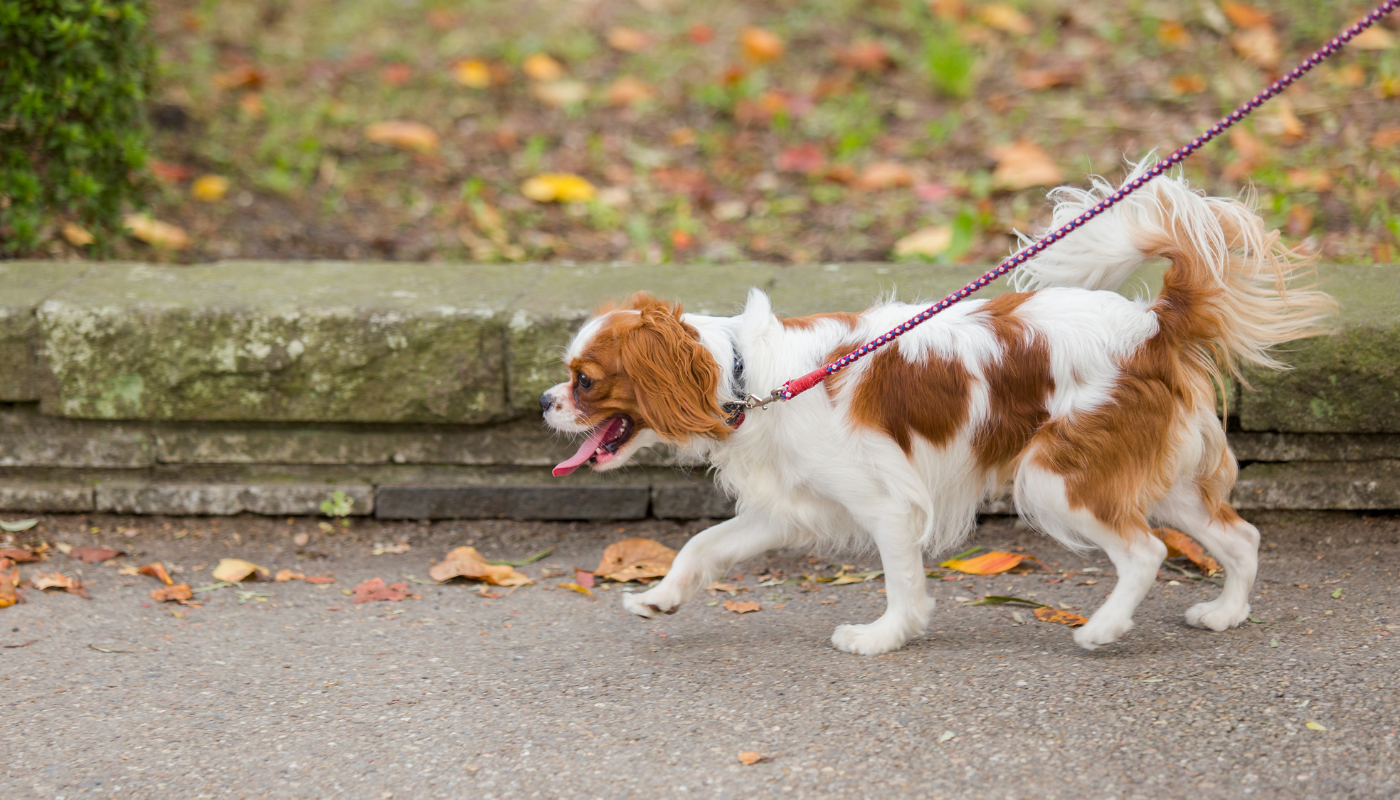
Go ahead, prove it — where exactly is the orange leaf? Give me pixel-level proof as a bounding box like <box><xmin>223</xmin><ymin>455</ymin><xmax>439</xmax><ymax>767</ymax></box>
<box><xmin>351</xmin><ymin>577</ymin><xmax>413</xmax><ymax>603</ymax></box>
<box><xmin>1156</xmin><ymin>20</ymin><xmax>1192</xmax><ymax>49</ymax></box>
<box><xmin>740</xmin><ymin>27</ymin><xmax>785</xmax><ymax>63</ymax></box>
<box><xmin>990</xmin><ymin>140</ymin><xmax>1063</xmax><ymax>191</ymax></box>
<box><xmin>365</xmin><ymin>121</ymin><xmax>439</xmax><ymax>153</ymax></box>
<box><xmin>1015</xmin><ymin>63</ymin><xmax>1085</xmax><ymax>90</ymax></box>
<box><xmin>137</xmin><ymin>562</ymin><xmax>174</xmax><ymax>586</ymax></box>
<box><xmin>1169</xmin><ymin>74</ymin><xmax>1207</xmax><ymax>95</ymax></box>
<box><xmin>594</xmin><ymin>538</ymin><xmax>676</xmax><ymax>582</ymax></box>
<box><xmin>606</xmin><ymin>27</ymin><xmax>653</xmax><ymax>53</ymax></box>
<box><xmin>211</xmin><ymin>65</ymin><xmax>266</xmax><ymax>90</ymax></box>
<box><xmin>1231</xmin><ymin>26</ymin><xmax>1280</xmax><ymax>70</ymax></box>
<box><xmin>148</xmin><ymin>160</ymin><xmax>194</xmax><ymax>183</ymax></box>
<box><xmin>1220</xmin><ymin>1</ymin><xmax>1271</xmax><ymax>29</ymax></box>
<box><xmin>723</xmin><ymin>600</ymin><xmax>761</xmax><ymax>613</ymax></box>
<box><xmin>1152</xmin><ymin>528</ymin><xmax>1222</xmax><ymax>576</ymax></box>
<box><xmin>557</xmin><ymin>582</ymin><xmax>594</xmax><ymax>597</ymax></box>
<box><xmin>940</xmin><ymin>551</ymin><xmax>1036</xmax><ymax>575</ymax></box>
<box><xmin>150</xmin><ymin>583</ymin><xmax>194</xmax><ymax>604</ymax></box>
<box><xmin>428</xmin><ymin>547</ymin><xmax>532</xmax><ymax>586</ymax></box>
<box><xmin>0</xmin><ymin>566</ymin><xmax>20</xmax><ymax>607</ymax></box>
<box><xmin>452</xmin><ymin>59</ymin><xmax>492</xmax><ymax>88</ymax></box>
<box><xmin>604</xmin><ymin>76</ymin><xmax>656</xmax><ymax>106</ymax></box>
<box><xmin>1371</xmin><ymin>126</ymin><xmax>1400</xmax><ymax>149</ymax></box>
<box><xmin>0</xmin><ymin>547</ymin><xmax>41</xmax><ymax>563</ymax></box>
<box><xmin>522</xmin><ymin>53</ymin><xmax>565</xmax><ymax>81</ymax></box>
<box><xmin>1033</xmin><ymin>606</ymin><xmax>1087</xmax><ymax>626</ymax></box>
<box><xmin>737</xmin><ymin>751</ymin><xmax>767</xmax><ymax>765</ymax></box>
<box><xmin>32</xmin><ymin>571</ymin><xmax>88</xmax><ymax>599</ymax></box>
<box><xmin>835</xmin><ymin>41</ymin><xmax>893</xmax><ymax>73</ymax></box>
<box><xmin>274</xmin><ymin>569</ymin><xmax>305</xmax><ymax>582</ymax></box>
<box><xmin>305</xmin><ymin>575</ymin><xmax>336</xmax><ymax>584</ymax></box>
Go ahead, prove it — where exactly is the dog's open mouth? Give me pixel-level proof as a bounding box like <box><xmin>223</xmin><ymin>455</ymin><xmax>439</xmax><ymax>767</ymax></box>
<box><xmin>552</xmin><ymin>415</ymin><xmax>636</xmax><ymax>476</ymax></box>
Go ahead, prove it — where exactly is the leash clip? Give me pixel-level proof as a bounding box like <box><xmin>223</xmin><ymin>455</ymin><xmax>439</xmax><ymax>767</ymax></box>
<box><xmin>743</xmin><ymin>389</ymin><xmax>782</xmax><ymax>411</ymax></box>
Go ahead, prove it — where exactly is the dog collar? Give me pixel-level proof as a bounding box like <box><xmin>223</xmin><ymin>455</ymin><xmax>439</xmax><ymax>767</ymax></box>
<box><xmin>721</xmin><ymin>338</ymin><xmax>747</xmax><ymax>429</ymax></box>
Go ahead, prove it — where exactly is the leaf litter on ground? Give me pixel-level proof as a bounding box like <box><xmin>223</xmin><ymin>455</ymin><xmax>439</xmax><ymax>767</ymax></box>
<box><xmin>1152</xmin><ymin>528</ymin><xmax>1222</xmax><ymax>576</ymax></box>
<box><xmin>67</xmin><ymin>546</ymin><xmax>123</xmax><ymax>564</ymax></box>
<box><xmin>31</xmin><ymin>572</ymin><xmax>89</xmax><ymax>599</ymax></box>
<box><xmin>352</xmin><ymin>578</ymin><xmax>416</xmax><ymax>604</ymax></box>
<box><xmin>429</xmin><ymin>547</ymin><xmax>532</xmax><ymax>586</ymax></box>
<box><xmin>1033</xmin><ymin>606</ymin><xmax>1088</xmax><ymax>626</ymax></box>
<box><xmin>594</xmin><ymin>538</ymin><xmax>676</xmax><ymax>582</ymax></box>
<box><xmin>940</xmin><ymin>549</ymin><xmax>1044</xmax><ymax>575</ymax></box>
<box><xmin>0</xmin><ymin>518</ymin><xmax>38</xmax><ymax>532</ymax></box>
<box><xmin>211</xmin><ymin>558</ymin><xmax>269</xmax><ymax>582</ymax></box>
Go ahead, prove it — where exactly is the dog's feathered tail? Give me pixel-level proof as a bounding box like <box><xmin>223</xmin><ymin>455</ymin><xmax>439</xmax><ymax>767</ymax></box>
<box><xmin>1011</xmin><ymin>159</ymin><xmax>1335</xmax><ymax>384</ymax></box>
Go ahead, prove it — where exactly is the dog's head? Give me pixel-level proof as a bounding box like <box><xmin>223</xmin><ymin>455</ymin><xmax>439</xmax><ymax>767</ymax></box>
<box><xmin>542</xmin><ymin>292</ymin><xmax>732</xmax><ymax>475</ymax></box>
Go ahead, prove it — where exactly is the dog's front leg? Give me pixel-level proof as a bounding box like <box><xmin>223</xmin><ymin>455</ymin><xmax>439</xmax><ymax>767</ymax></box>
<box><xmin>831</xmin><ymin>511</ymin><xmax>933</xmax><ymax>655</ymax></box>
<box><xmin>622</xmin><ymin>512</ymin><xmax>781</xmax><ymax>620</ymax></box>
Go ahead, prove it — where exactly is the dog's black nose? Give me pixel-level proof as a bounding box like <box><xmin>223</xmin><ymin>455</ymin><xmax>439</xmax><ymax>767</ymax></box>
<box><xmin>539</xmin><ymin>392</ymin><xmax>553</xmax><ymax>413</ymax></box>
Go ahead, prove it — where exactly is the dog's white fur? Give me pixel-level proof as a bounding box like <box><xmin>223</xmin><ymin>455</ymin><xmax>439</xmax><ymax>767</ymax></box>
<box><xmin>542</xmin><ymin>165</ymin><xmax>1331</xmax><ymax>654</ymax></box>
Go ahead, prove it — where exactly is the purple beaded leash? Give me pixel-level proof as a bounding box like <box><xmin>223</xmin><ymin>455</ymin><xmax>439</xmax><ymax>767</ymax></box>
<box><xmin>747</xmin><ymin>0</ymin><xmax>1400</xmax><ymax>409</ymax></box>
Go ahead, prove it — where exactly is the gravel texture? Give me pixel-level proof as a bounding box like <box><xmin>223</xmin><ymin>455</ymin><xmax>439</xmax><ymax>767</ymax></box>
<box><xmin>2</xmin><ymin>511</ymin><xmax>1397</xmax><ymax>799</ymax></box>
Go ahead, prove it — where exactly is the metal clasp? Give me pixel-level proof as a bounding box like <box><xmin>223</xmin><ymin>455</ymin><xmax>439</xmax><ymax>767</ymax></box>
<box><xmin>743</xmin><ymin>389</ymin><xmax>782</xmax><ymax>411</ymax></box>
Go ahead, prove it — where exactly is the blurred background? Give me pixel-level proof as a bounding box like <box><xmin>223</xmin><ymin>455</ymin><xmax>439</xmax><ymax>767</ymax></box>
<box><xmin>32</xmin><ymin>0</ymin><xmax>1400</xmax><ymax>264</ymax></box>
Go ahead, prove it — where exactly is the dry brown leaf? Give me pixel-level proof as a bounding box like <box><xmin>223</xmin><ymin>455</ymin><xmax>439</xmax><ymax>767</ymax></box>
<box><xmin>210</xmin><ymin>558</ymin><xmax>268</xmax><ymax>582</ymax></box>
<box><xmin>1015</xmin><ymin>63</ymin><xmax>1084</xmax><ymax>90</ymax></box>
<box><xmin>606</xmin><ymin>27</ymin><xmax>653</xmax><ymax>53</ymax></box>
<box><xmin>991</xmin><ymin>141</ymin><xmax>1063</xmax><ymax>191</ymax></box>
<box><xmin>1286</xmin><ymin>205</ymin><xmax>1314</xmax><ymax>238</ymax></box>
<box><xmin>365</xmin><ymin>121</ymin><xmax>439</xmax><ymax>153</ymax></box>
<box><xmin>1328</xmin><ymin>63</ymin><xmax>1366</xmax><ymax>87</ymax></box>
<box><xmin>835</xmin><ymin>41</ymin><xmax>894</xmax><ymax>72</ymax></box>
<box><xmin>594</xmin><ymin>538</ymin><xmax>677</xmax><ymax>582</ymax></box>
<box><xmin>123</xmin><ymin>215</ymin><xmax>191</xmax><ymax>250</ymax></box>
<box><xmin>452</xmin><ymin>59</ymin><xmax>492</xmax><ymax>88</ymax></box>
<box><xmin>1223</xmin><ymin>129</ymin><xmax>1267</xmax><ymax>180</ymax></box>
<box><xmin>428</xmin><ymin>546</ymin><xmax>532</xmax><ymax>586</ymax></box>
<box><xmin>1033</xmin><ymin>606</ymin><xmax>1087</xmax><ymax>626</ymax></box>
<box><xmin>1156</xmin><ymin>20</ymin><xmax>1192</xmax><ymax>49</ymax></box>
<box><xmin>522</xmin><ymin>53</ymin><xmax>565</xmax><ymax>81</ymax></box>
<box><xmin>238</xmin><ymin>92</ymin><xmax>265</xmax><ymax>119</ymax></box>
<box><xmin>605</xmin><ymin>76</ymin><xmax>656</xmax><ymax>106</ymax></box>
<box><xmin>737</xmin><ymin>751</ymin><xmax>767</xmax><ymax>765</ymax></box>
<box><xmin>274</xmin><ymin>569</ymin><xmax>305</xmax><ymax>582</ymax></box>
<box><xmin>894</xmin><ymin>225</ymin><xmax>954</xmax><ymax>258</ymax></box>
<box><xmin>1231</xmin><ymin>26</ymin><xmax>1280</xmax><ymax>70</ymax></box>
<box><xmin>854</xmin><ymin>161</ymin><xmax>914</xmax><ymax>190</ymax></box>
<box><xmin>150</xmin><ymin>583</ymin><xmax>195</xmax><ymax>604</ymax></box>
<box><xmin>32</xmin><ymin>572</ymin><xmax>89</xmax><ymax>599</ymax></box>
<box><xmin>530</xmin><ymin>80</ymin><xmax>589</xmax><ymax>108</ymax></box>
<box><xmin>740</xmin><ymin>27</ymin><xmax>785</xmax><ymax>63</ymax></box>
<box><xmin>1220</xmin><ymin>1</ymin><xmax>1271</xmax><ymax>29</ymax></box>
<box><xmin>1371</xmin><ymin>126</ymin><xmax>1400</xmax><ymax>148</ymax></box>
<box><xmin>137</xmin><ymin>562</ymin><xmax>174</xmax><ymax>586</ymax></box>
<box><xmin>775</xmin><ymin>143</ymin><xmax>827</xmax><ymax>175</ymax></box>
<box><xmin>305</xmin><ymin>575</ymin><xmax>336</xmax><ymax>584</ymax></box>
<box><xmin>1152</xmin><ymin>528</ymin><xmax>1222</xmax><ymax>576</ymax></box>
<box><xmin>1265</xmin><ymin>99</ymin><xmax>1305</xmax><ymax>142</ymax></box>
<box><xmin>211</xmin><ymin>65</ymin><xmax>266</xmax><ymax>90</ymax></box>
<box><xmin>724</xmin><ymin>600</ymin><xmax>761</xmax><ymax>614</ymax></box>
<box><xmin>1286</xmin><ymin>169</ymin><xmax>1332</xmax><ymax>192</ymax></box>
<box><xmin>352</xmin><ymin>577</ymin><xmax>414</xmax><ymax>604</ymax></box>
<box><xmin>0</xmin><ymin>565</ymin><xmax>20</xmax><ymax>607</ymax></box>
<box><xmin>1169</xmin><ymin>74</ymin><xmax>1207</xmax><ymax>95</ymax></box>
<box><xmin>977</xmin><ymin>4</ymin><xmax>1034</xmax><ymax>35</ymax></box>
<box><xmin>0</xmin><ymin>547</ymin><xmax>41</xmax><ymax>563</ymax></box>
<box><xmin>61</xmin><ymin>222</ymin><xmax>94</xmax><ymax>247</ymax></box>
<box><xmin>191</xmin><ymin>175</ymin><xmax>229</xmax><ymax>202</ymax></box>
<box><xmin>67</xmin><ymin>547</ymin><xmax>122</xmax><ymax>564</ymax></box>
<box><xmin>521</xmin><ymin>173</ymin><xmax>596</xmax><ymax>203</ymax></box>
<box><xmin>1351</xmin><ymin>27</ymin><xmax>1395</xmax><ymax>51</ymax></box>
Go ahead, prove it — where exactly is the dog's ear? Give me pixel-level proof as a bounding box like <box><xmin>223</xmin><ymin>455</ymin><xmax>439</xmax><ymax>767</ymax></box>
<box><xmin>617</xmin><ymin>294</ymin><xmax>731</xmax><ymax>441</ymax></box>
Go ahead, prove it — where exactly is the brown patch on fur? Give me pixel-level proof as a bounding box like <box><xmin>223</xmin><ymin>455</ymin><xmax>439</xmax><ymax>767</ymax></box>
<box><xmin>780</xmin><ymin>312</ymin><xmax>860</xmax><ymax>330</ymax></box>
<box><xmin>847</xmin><ymin>342</ymin><xmax>972</xmax><ymax>454</ymax></box>
<box><xmin>972</xmin><ymin>294</ymin><xmax>1055</xmax><ymax>474</ymax></box>
<box><xmin>568</xmin><ymin>292</ymin><xmax>731</xmax><ymax>442</ymax></box>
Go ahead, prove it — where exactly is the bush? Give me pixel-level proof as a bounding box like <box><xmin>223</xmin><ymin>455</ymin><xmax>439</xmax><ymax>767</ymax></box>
<box><xmin>0</xmin><ymin>0</ymin><xmax>154</xmax><ymax>255</ymax></box>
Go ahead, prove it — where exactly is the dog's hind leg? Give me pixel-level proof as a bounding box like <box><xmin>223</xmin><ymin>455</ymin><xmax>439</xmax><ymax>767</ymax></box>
<box><xmin>1152</xmin><ymin>483</ymin><xmax>1259</xmax><ymax>631</ymax></box>
<box><xmin>830</xmin><ymin>503</ymin><xmax>934</xmax><ymax>655</ymax></box>
<box><xmin>1016</xmin><ymin>463</ymin><xmax>1167</xmax><ymax>650</ymax></box>
<box><xmin>622</xmin><ymin>511</ymin><xmax>785</xmax><ymax>620</ymax></box>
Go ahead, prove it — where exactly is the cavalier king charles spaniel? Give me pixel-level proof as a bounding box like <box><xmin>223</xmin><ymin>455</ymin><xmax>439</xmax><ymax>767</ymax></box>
<box><xmin>541</xmin><ymin>166</ymin><xmax>1332</xmax><ymax>654</ymax></box>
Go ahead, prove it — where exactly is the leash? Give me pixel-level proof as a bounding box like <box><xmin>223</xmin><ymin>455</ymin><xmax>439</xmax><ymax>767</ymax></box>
<box><xmin>740</xmin><ymin>0</ymin><xmax>1400</xmax><ymax>413</ymax></box>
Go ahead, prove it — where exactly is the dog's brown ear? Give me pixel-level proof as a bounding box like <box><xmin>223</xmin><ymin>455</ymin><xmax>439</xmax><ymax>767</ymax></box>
<box><xmin>616</xmin><ymin>296</ymin><xmax>731</xmax><ymax>441</ymax></box>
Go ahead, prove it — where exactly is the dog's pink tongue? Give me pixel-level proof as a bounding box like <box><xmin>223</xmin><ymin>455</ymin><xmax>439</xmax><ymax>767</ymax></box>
<box><xmin>553</xmin><ymin>423</ymin><xmax>614</xmax><ymax>477</ymax></box>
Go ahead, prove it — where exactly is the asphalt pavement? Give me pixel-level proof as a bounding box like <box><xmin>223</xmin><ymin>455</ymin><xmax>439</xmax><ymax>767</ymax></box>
<box><xmin>1</xmin><ymin>511</ymin><xmax>1397</xmax><ymax>799</ymax></box>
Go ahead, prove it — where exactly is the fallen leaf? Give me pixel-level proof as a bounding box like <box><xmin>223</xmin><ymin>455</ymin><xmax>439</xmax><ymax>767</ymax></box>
<box><xmin>150</xmin><ymin>583</ymin><xmax>194</xmax><ymax>604</ymax></box>
<box><xmin>966</xmin><ymin>595</ymin><xmax>1047</xmax><ymax>607</ymax></box>
<box><xmin>1231</xmin><ymin>26</ymin><xmax>1280</xmax><ymax>70</ymax></box>
<box><xmin>305</xmin><ymin>576</ymin><xmax>336</xmax><ymax>584</ymax></box>
<box><xmin>1156</xmin><ymin>20</ymin><xmax>1192</xmax><ymax>48</ymax></box>
<box><xmin>1287</xmin><ymin>205</ymin><xmax>1313</xmax><ymax>237</ymax></box>
<box><xmin>67</xmin><ymin>547</ymin><xmax>122</xmax><ymax>564</ymax></box>
<box><xmin>1152</xmin><ymin>529</ymin><xmax>1222</xmax><ymax>576</ymax></box>
<box><xmin>523</xmin><ymin>53</ymin><xmax>565</xmax><ymax>81</ymax></box>
<box><xmin>372</xmin><ymin>542</ymin><xmax>411</xmax><ymax>555</ymax></box>
<box><xmin>854</xmin><ymin>161</ymin><xmax>914</xmax><ymax>190</ymax></box>
<box><xmin>530</xmin><ymin>79</ymin><xmax>590</xmax><ymax>108</ymax></box>
<box><xmin>352</xmin><ymin>577</ymin><xmax>413</xmax><ymax>603</ymax></box>
<box><xmin>1033</xmin><ymin>606</ymin><xmax>1087</xmax><ymax>626</ymax></box>
<box><xmin>605</xmin><ymin>76</ymin><xmax>656</xmax><ymax>106</ymax></box>
<box><xmin>775</xmin><ymin>143</ymin><xmax>827</xmax><ymax>175</ymax></box>
<box><xmin>452</xmin><ymin>59</ymin><xmax>492</xmax><ymax>88</ymax></box>
<box><xmin>274</xmin><ymin>569</ymin><xmax>305</xmax><ymax>582</ymax></box>
<box><xmin>293</xmin><ymin>532</ymin><xmax>311</xmax><ymax>547</ymax></box>
<box><xmin>380</xmin><ymin>62</ymin><xmax>412</xmax><ymax>86</ymax></box>
<box><xmin>1331</xmin><ymin>587</ymin><xmax>1343</xmax><ymax>599</ymax></box>
<box><xmin>737</xmin><ymin>751</ymin><xmax>767</xmax><ymax>765</ymax></box>
<box><xmin>894</xmin><ymin>225</ymin><xmax>954</xmax><ymax>258</ymax></box>
<box><xmin>740</xmin><ymin>27</ymin><xmax>785</xmax><ymax>63</ymax></box>
<box><xmin>1015</xmin><ymin>63</ymin><xmax>1085</xmax><ymax>90</ymax></box>
<box><xmin>724</xmin><ymin>600</ymin><xmax>761</xmax><ymax>613</ymax></box>
<box><xmin>1224</xmin><ymin>128</ymin><xmax>1268</xmax><ymax>179</ymax></box>
<box><xmin>594</xmin><ymin>538</ymin><xmax>677</xmax><ymax>582</ymax></box>
<box><xmin>1351</xmin><ymin>26</ymin><xmax>1395</xmax><ymax>51</ymax></box>
<box><xmin>148</xmin><ymin>160</ymin><xmax>194</xmax><ymax>182</ymax></box>
<box><xmin>32</xmin><ymin>572</ymin><xmax>89</xmax><ymax>599</ymax></box>
<box><xmin>977</xmin><ymin>3</ymin><xmax>1034</xmax><ymax>35</ymax></box>
<box><xmin>123</xmin><ymin>215</ymin><xmax>191</xmax><ymax>250</ymax></box>
<box><xmin>830</xmin><ymin>570</ymin><xmax>883</xmax><ymax>585</ymax></box>
<box><xmin>211</xmin><ymin>64</ymin><xmax>266</xmax><ymax>89</ymax></box>
<box><xmin>1328</xmin><ymin>63</ymin><xmax>1366</xmax><ymax>88</ymax></box>
<box><xmin>606</xmin><ymin>27</ymin><xmax>653</xmax><ymax>53</ymax></box>
<box><xmin>1304</xmin><ymin>720</ymin><xmax>1327</xmax><ymax>731</ymax></box>
<box><xmin>61</xmin><ymin>222</ymin><xmax>93</xmax><ymax>246</ymax></box>
<box><xmin>0</xmin><ymin>565</ymin><xmax>20</xmax><ymax>607</ymax></box>
<box><xmin>835</xmin><ymin>41</ymin><xmax>893</xmax><ymax>72</ymax></box>
<box><xmin>210</xmin><ymin>558</ymin><xmax>269</xmax><ymax>583</ymax></box>
<box><xmin>937</xmin><ymin>730</ymin><xmax>955</xmax><ymax>743</ymax></box>
<box><xmin>428</xmin><ymin>546</ymin><xmax>532</xmax><ymax>586</ymax></box>
<box><xmin>1264</xmin><ymin>97</ymin><xmax>1305</xmax><ymax>141</ymax></box>
<box><xmin>365</xmin><ymin>121</ymin><xmax>439</xmax><ymax>153</ymax></box>
<box><xmin>574</xmin><ymin>569</ymin><xmax>595</xmax><ymax>588</ymax></box>
<box><xmin>1371</xmin><ymin>126</ymin><xmax>1400</xmax><ymax>148</ymax></box>
<box><xmin>191</xmin><ymin>175</ymin><xmax>229</xmax><ymax>202</ymax></box>
<box><xmin>1220</xmin><ymin>1</ymin><xmax>1271</xmax><ymax>28</ymax></box>
<box><xmin>1169</xmin><ymin>74</ymin><xmax>1207</xmax><ymax>95</ymax></box>
<box><xmin>489</xmin><ymin>547</ymin><xmax>554</xmax><ymax>567</ymax></box>
<box><xmin>137</xmin><ymin>562</ymin><xmax>174</xmax><ymax>586</ymax></box>
<box><xmin>0</xmin><ymin>547</ymin><xmax>41</xmax><ymax>563</ymax></box>
<box><xmin>521</xmin><ymin>173</ymin><xmax>596</xmax><ymax>203</ymax></box>
<box><xmin>990</xmin><ymin>141</ymin><xmax>1063</xmax><ymax>191</ymax></box>
<box><xmin>941</xmin><ymin>551</ymin><xmax>1039</xmax><ymax>575</ymax></box>
<box><xmin>238</xmin><ymin>92</ymin><xmax>265</xmax><ymax>119</ymax></box>
<box><xmin>557</xmin><ymin>582</ymin><xmax>594</xmax><ymax>597</ymax></box>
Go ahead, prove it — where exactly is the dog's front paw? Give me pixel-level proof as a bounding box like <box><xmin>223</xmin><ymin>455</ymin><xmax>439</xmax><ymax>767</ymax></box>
<box><xmin>831</xmin><ymin>621</ymin><xmax>910</xmax><ymax>655</ymax></box>
<box><xmin>621</xmin><ymin>588</ymin><xmax>681</xmax><ymax>620</ymax></box>
<box><xmin>1073</xmin><ymin>615</ymin><xmax>1134</xmax><ymax>650</ymax></box>
<box><xmin>1185</xmin><ymin>600</ymin><xmax>1249</xmax><ymax>632</ymax></box>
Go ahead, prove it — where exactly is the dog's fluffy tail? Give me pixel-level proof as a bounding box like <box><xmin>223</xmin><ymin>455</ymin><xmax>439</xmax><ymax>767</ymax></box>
<box><xmin>1011</xmin><ymin>159</ymin><xmax>1334</xmax><ymax>381</ymax></box>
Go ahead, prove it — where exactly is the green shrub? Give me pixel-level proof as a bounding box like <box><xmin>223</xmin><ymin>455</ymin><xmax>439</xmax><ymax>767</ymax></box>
<box><xmin>0</xmin><ymin>0</ymin><xmax>154</xmax><ymax>255</ymax></box>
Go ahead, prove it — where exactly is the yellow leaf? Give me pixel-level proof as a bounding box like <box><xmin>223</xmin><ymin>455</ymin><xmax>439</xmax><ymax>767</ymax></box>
<box><xmin>740</xmin><ymin>27</ymin><xmax>785</xmax><ymax>63</ymax></box>
<box><xmin>737</xmin><ymin>750</ymin><xmax>766</xmax><ymax>765</ymax></box>
<box><xmin>521</xmin><ymin>173</ymin><xmax>597</xmax><ymax>204</ymax></box>
<box><xmin>941</xmin><ymin>551</ymin><xmax>1037</xmax><ymax>575</ymax></box>
<box><xmin>365</xmin><ymin>121</ymin><xmax>439</xmax><ymax>153</ymax></box>
<box><xmin>211</xmin><ymin>558</ymin><xmax>267</xmax><ymax>582</ymax></box>
<box><xmin>594</xmin><ymin>537</ymin><xmax>676</xmax><ymax>582</ymax></box>
<box><xmin>1304</xmin><ymin>720</ymin><xmax>1326</xmax><ymax>731</ymax></box>
<box><xmin>990</xmin><ymin>140</ymin><xmax>1063</xmax><ymax>191</ymax></box>
<box><xmin>191</xmin><ymin>175</ymin><xmax>230</xmax><ymax>202</ymax></box>
<box><xmin>606</xmin><ymin>27</ymin><xmax>653</xmax><ymax>53</ymax></box>
<box><xmin>522</xmin><ymin>53</ymin><xmax>565</xmax><ymax>81</ymax></box>
<box><xmin>977</xmin><ymin>4</ymin><xmax>1034</xmax><ymax>36</ymax></box>
<box><xmin>557</xmin><ymin>582</ymin><xmax>594</xmax><ymax>597</ymax></box>
<box><xmin>1033</xmin><ymin>606</ymin><xmax>1087</xmax><ymax>626</ymax></box>
<box><xmin>428</xmin><ymin>546</ymin><xmax>532</xmax><ymax>586</ymax></box>
<box><xmin>1152</xmin><ymin>528</ymin><xmax>1222</xmax><ymax>576</ymax></box>
<box><xmin>122</xmin><ymin>214</ymin><xmax>191</xmax><ymax>250</ymax></box>
<box><xmin>452</xmin><ymin>59</ymin><xmax>492</xmax><ymax>88</ymax></box>
<box><xmin>530</xmin><ymin>79</ymin><xmax>589</xmax><ymax>108</ymax></box>
<box><xmin>61</xmin><ymin>222</ymin><xmax>94</xmax><ymax>246</ymax></box>
<box><xmin>894</xmin><ymin>225</ymin><xmax>954</xmax><ymax>258</ymax></box>
<box><xmin>1351</xmin><ymin>27</ymin><xmax>1395</xmax><ymax>51</ymax></box>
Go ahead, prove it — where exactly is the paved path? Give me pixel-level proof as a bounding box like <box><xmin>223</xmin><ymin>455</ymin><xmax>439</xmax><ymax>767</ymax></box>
<box><xmin>2</xmin><ymin>512</ymin><xmax>1397</xmax><ymax>799</ymax></box>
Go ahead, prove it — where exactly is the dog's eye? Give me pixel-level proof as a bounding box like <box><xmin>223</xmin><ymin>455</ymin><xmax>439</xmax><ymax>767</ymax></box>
<box><xmin>576</xmin><ymin>372</ymin><xmax>593</xmax><ymax>390</ymax></box>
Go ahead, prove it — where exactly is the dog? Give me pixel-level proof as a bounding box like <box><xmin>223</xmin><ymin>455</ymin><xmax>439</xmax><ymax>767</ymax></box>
<box><xmin>540</xmin><ymin>165</ymin><xmax>1332</xmax><ymax>653</ymax></box>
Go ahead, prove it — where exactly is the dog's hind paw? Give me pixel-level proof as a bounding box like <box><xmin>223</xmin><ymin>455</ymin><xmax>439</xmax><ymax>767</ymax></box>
<box><xmin>831</xmin><ymin>621</ymin><xmax>910</xmax><ymax>655</ymax></box>
<box><xmin>1185</xmin><ymin>601</ymin><xmax>1248</xmax><ymax>632</ymax></box>
<box><xmin>622</xmin><ymin>589</ymin><xmax>679</xmax><ymax>620</ymax></box>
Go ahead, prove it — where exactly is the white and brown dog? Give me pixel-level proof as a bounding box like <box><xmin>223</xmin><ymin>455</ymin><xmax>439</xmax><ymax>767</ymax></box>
<box><xmin>541</xmin><ymin>166</ymin><xmax>1332</xmax><ymax>654</ymax></box>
